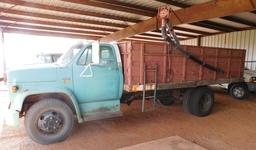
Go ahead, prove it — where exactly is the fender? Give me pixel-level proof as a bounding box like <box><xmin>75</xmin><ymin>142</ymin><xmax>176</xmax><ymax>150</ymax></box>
<box><xmin>10</xmin><ymin>87</ymin><xmax>84</xmax><ymax>123</ymax></box>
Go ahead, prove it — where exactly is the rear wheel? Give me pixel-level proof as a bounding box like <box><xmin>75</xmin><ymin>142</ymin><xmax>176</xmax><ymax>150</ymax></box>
<box><xmin>229</xmin><ymin>83</ymin><xmax>249</xmax><ymax>100</ymax></box>
<box><xmin>183</xmin><ymin>87</ymin><xmax>214</xmax><ymax>117</ymax></box>
<box><xmin>190</xmin><ymin>87</ymin><xmax>214</xmax><ymax>117</ymax></box>
<box><xmin>25</xmin><ymin>98</ymin><xmax>74</xmax><ymax>144</ymax></box>
<box><xmin>183</xmin><ymin>88</ymin><xmax>195</xmax><ymax>113</ymax></box>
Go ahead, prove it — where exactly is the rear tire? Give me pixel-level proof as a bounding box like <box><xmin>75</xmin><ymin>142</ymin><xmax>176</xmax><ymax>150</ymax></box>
<box><xmin>25</xmin><ymin>98</ymin><xmax>74</xmax><ymax>145</ymax></box>
<box><xmin>183</xmin><ymin>88</ymin><xmax>195</xmax><ymax>113</ymax></box>
<box><xmin>229</xmin><ymin>83</ymin><xmax>249</xmax><ymax>100</ymax></box>
<box><xmin>189</xmin><ymin>87</ymin><xmax>214</xmax><ymax>117</ymax></box>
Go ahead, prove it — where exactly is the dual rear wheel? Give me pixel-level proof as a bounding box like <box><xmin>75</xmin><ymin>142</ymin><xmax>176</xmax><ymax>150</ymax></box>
<box><xmin>183</xmin><ymin>86</ymin><xmax>214</xmax><ymax>117</ymax></box>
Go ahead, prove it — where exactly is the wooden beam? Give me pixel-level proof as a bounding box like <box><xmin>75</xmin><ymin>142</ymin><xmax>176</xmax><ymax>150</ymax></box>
<box><xmin>3</xmin><ymin>27</ymin><xmax>166</xmax><ymax>42</ymax></box>
<box><xmin>0</xmin><ymin>16</ymin><xmax>171</xmax><ymax>40</ymax></box>
<box><xmin>0</xmin><ymin>21</ymin><xmax>106</xmax><ymax>37</ymax></box>
<box><xmin>173</xmin><ymin>26</ymin><xmax>211</xmax><ymax>35</ymax></box>
<box><xmin>95</xmin><ymin>0</ymin><xmax>156</xmax><ymax>14</ymax></box>
<box><xmin>191</xmin><ymin>21</ymin><xmax>239</xmax><ymax>32</ymax></box>
<box><xmin>100</xmin><ymin>0</ymin><xmax>256</xmax><ymax>42</ymax></box>
<box><xmin>3</xmin><ymin>28</ymin><xmax>100</xmax><ymax>40</ymax></box>
<box><xmin>0</xmin><ymin>16</ymin><xmax>117</xmax><ymax>32</ymax></box>
<box><xmin>62</xmin><ymin>0</ymin><xmax>155</xmax><ymax>16</ymax></box>
<box><xmin>0</xmin><ymin>22</ymin><xmax>164</xmax><ymax>42</ymax></box>
<box><xmin>0</xmin><ymin>8</ymin><xmax>127</xmax><ymax>28</ymax></box>
<box><xmin>221</xmin><ymin>16</ymin><xmax>256</xmax><ymax>27</ymax></box>
<box><xmin>0</xmin><ymin>0</ymin><xmax>140</xmax><ymax>23</ymax></box>
<box><xmin>155</xmin><ymin>0</ymin><xmax>190</xmax><ymax>8</ymax></box>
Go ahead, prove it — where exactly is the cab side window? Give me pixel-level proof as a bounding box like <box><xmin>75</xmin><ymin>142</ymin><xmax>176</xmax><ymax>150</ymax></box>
<box><xmin>77</xmin><ymin>46</ymin><xmax>92</xmax><ymax>65</ymax></box>
<box><xmin>100</xmin><ymin>46</ymin><xmax>114</xmax><ymax>65</ymax></box>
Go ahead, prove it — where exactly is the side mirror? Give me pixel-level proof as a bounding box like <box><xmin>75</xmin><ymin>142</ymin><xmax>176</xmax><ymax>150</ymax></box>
<box><xmin>92</xmin><ymin>41</ymin><xmax>100</xmax><ymax>64</ymax></box>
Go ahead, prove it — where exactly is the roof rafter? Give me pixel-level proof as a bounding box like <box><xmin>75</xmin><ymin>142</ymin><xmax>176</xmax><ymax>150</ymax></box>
<box><xmin>0</xmin><ymin>16</ymin><xmax>117</xmax><ymax>32</ymax></box>
<box><xmin>3</xmin><ymin>27</ymin><xmax>100</xmax><ymax>40</ymax></box>
<box><xmin>191</xmin><ymin>21</ymin><xmax>239</xmax><ymax>32</ymax></box>
<box><xmin>0</xmin><ymin>0</ymin><xmax>140</xmax><ymax>23</ymax></box>
<box><xmin>0</xmin><ymin>7</ymin><xmax>127</xmax><ymax>28</ymax></box>
<box><xmin>155</xmin><ymin>0</ymin><xmax>190</xmax><ymax>8</ymax></box>
<box><xmin>95</xmin><ymin>0</ymin><xmax>156</xmax><ymax>14</ymax></box>
<box><xmin>62</xmin><ymin>0</ymin><xmax>155</xmax><ymax>16</ymax></box>
<box><xmin>221</xmin><ymin>16</ymin><xmax>256</xmax><ymax>27</ymax></box>
<box><xmin>0</xmin><ymin>21</ymin><xmax>106</xmax><ymax>37</ymax></box>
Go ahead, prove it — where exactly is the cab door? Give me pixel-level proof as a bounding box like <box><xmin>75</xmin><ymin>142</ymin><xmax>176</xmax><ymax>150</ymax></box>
<box><xmin>72</xmin><ymin>44</ymin><xmax>121</xmax><ymax>113</ymax></box>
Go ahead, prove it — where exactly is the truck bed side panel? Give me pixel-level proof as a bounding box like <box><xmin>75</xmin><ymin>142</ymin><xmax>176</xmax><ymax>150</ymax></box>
<box><xmin>118</xmin><ymin>41</ymin><xmax>245</xmax><ymax>92</ymax></box>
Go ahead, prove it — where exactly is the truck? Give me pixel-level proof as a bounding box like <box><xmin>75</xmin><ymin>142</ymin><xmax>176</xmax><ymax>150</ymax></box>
<box><xmin>4</xmin><ymin>40</ymin><xmax>246</xmax><ymax>144</ymax></box>
<box><xmin>37</xmin><ymin>53</ymin><xmax>62</xmax><ymax>63</ymax></box>
<box><xmin>222</xmin><ymin>69</ymin><xmax>256</xmax><ymax>99</ymax></box>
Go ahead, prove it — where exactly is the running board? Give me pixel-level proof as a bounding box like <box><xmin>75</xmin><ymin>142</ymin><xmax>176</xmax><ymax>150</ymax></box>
<box><xmin>83</xmin><ymin>111</ymin><xmax>123</xmax><ymax>122</ymax></box>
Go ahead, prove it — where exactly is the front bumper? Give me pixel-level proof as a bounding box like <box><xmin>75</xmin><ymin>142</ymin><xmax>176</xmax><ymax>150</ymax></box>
<box><xmin>4</xmin><ymin>108</ymin><xmax>20</xmax><ymax>127</ymax></box>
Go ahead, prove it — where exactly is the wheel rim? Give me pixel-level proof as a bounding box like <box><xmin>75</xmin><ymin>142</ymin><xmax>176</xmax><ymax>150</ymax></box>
<box><xmin>233</xmin><ymin>87</ymin><xmax>245</xmax><ymax>98</ymax></box>
<box><xmin>37</xmin><ymin>111</ymin><xmax>64</xmax><ymax>134</ymax></box>
<box><xmin>199</xmin><ymin>94</ymin><xmax>212</xmax><ymax>113</ymax></box>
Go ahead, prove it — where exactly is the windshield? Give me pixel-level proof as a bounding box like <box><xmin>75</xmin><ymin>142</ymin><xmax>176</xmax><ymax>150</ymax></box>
<box><xmin>57</xmin><ymin>42</ymin><xmax>84</xmax><ymax>65</ymax></box>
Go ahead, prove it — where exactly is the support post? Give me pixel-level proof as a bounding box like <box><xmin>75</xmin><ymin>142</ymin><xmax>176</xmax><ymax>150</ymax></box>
<box><xmin>0</xmin><ymin>28</ymin><xmax>6</xmax><ymax>82</ymax></box>
<box><xmin>197</xmin><ymin>36</ymin><xmax>202</xmax><ymax>46</ymax></box>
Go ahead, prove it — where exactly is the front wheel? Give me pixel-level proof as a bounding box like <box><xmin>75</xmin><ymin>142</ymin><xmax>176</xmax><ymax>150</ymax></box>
<box><xmin>229</xmin><ymin>83</ymin><xmax>249</xmax><ymax>100</ymax></box>
<box><xmin>25</xmin><ymin>98</ymin><xmax>74</xmax><ymax>144</ymax></box>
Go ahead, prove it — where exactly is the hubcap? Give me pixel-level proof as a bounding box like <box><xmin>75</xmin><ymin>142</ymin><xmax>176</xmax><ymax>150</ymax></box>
<box><xmin>37</xmin><ymin>111</ymin><xmax>64</xmax><ymax>134</ymax></box>
<box><xmin>233</xmin><ymin>87</ymin><xmax>245</xmax><ymax>98</ymax></box>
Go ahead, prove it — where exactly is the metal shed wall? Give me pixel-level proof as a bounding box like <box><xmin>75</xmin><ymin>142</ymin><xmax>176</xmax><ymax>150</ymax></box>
<box><xmin>181</xmin><ymin>29</ymin><xmax>256</xmax><ymax>70</ymax></box>
<box><xmin>180</xmin><ymin>38</ymin><xmax>198</xmax><ymax>46</ymax></box>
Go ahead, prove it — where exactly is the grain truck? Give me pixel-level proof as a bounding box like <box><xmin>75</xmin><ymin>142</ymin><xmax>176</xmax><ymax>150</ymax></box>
<box><xmin>5</xmin><ymin>40</ymin><xmax>246</xmax><ymax>144</ymax></box>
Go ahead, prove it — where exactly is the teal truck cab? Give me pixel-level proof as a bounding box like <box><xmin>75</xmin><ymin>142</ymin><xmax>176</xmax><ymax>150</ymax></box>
<box><xmin>6</xmin><ymin>42</ymin><xmax>124</xmax><ymax>144</ymax></box>
<box><xmin>5</xmin><ymin>41</ymin><xmax>246</xmax><ymax>144</ymax></box>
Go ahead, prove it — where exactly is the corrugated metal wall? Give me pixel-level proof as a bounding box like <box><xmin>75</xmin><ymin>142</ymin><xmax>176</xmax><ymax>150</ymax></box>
<box><xmin>180</xmin><ymin>38</ymin><xmax>198</xmax><ymax>46</ymax></box>
<box><xmin>181</xmin><ymin>29</ymin><xmax>256</xmax><ymax>70</ymax></box>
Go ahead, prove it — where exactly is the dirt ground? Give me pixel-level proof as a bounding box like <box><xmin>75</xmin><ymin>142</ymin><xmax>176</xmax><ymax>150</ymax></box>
<box><xmin>1</xmin><ymin>87</ymin><xmax>256</xmax><ymax>150</ymax></box>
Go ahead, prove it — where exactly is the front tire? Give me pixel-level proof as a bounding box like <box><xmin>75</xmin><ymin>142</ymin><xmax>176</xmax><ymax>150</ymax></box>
<box><xmin>25</xmin><ymin>98</ymin><xmax>74</xmax><ymax>144</ymax></box>
<box><xmin>229</xmin><ymin>83</ymin><xmax>249</xmax><ymax>100</ymax></box>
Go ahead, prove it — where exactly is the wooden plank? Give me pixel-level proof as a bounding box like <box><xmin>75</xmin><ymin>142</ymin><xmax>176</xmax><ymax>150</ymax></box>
<box><xmin>100</xmin><ymin>0</ymin><xmax>256</xmax><ymax>42</ymax></box>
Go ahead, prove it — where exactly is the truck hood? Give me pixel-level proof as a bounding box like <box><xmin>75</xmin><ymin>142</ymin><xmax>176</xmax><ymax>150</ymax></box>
<box><xmin>7</xmin><ymin>63</ymin><xmax>58</xmax><ymax>83</ymax></box>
